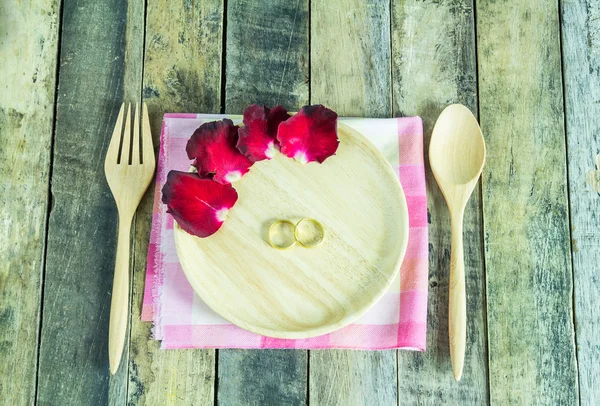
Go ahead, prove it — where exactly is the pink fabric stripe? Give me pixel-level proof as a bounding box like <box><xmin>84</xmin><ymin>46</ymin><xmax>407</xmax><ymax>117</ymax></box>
<box><xmin>404</xmin><ymin>227</ymin><xmax>428</xmax><ymax>258</ymax></box>
<box><xmin>165</xmin><ymin>213</ymin><xmax>174</xmax><ymax>230</ymax></box>
<box><xmin>141</xmin><ymin>241</ymin><xmax>158</xmax><ymax>321</ymax></box>
<box><xmin>141</xmin><ymin>305</ymin><xmax>153</xmax><ymax>322</ymax></box>
<box><xmin>162</xmin><ymin>324</ymin><xmax>417</xmax><ymax>350</ymax></box>
<box><xmin>400</xmin><ymin>257</ymin><xmax>429</xmax><ymax>291</ymax></box>
<box><xmin>406</xmin><ymin>195</ymin><xmax>428</xmax><ymax>227</ymax></box>
<box><xmin>397</xmin><ymin>116</ymin><xmax>423</xmax><ymax>136</ymax></box>
<box><xmin>162</xmin><ymin>324</ymin><xmax>263</xmax><ymax>349</ymax></box>
<box><xmin>397</xmin><ymin>290</ymin><xmax>428</xmax><ymax>350</ymax></box>
<box><xmin>291</xmin><ymin>334</ymin><xmax>331</xmax><ymax>349</ymax></box>
<box><xmin>399</xmin><ymin>290</ymin><xmax>428</xmax><ymax>324</ymax></box>
<box><xmin>261</xmin><ymin>337</ymin><xmax>298</xmax><ymax>349</ymax></box>
<box><xmin>397</xmin><ymin>117</ymin><xmax>424</xmax><ymax>165</ymax></box>
<box><xmin>164</xmin><ymin>113</ymin><xmax>198</xmax><ymax>119</ymax></box>
<box><xmin>149</xmin><ymin>119</ymin><xmax>170</xmax><ymax>337</ymax></box>
<box><xmin>397</xmin><ymin>322</ymin><xmax>427</xmax><ymax>351</ymax></box>
<box><xmin>399</xmin><ymin>165</ymin><xmax>427</xmax><ymax>196</ymax></box>
<box><xmin>329</xmin><ymin>324</ymin><xmax>401</xmax><ymax>349</ymax></box>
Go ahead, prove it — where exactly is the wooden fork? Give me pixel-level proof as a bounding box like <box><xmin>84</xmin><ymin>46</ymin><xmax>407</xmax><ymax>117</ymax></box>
<box><xmin>104</xmin><ymin>103</ymin><xmax>155</xmax><ymax>374</ymax></box>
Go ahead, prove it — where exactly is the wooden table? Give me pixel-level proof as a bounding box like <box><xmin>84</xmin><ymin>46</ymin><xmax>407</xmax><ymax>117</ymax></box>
<box><xmin>2</xmin><ymin>0</ymin><xmax>598</xmax><ymax>405</ymax></box>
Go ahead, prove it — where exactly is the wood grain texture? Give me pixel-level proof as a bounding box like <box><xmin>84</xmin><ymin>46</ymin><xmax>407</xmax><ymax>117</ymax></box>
<box><xmin>175</xmin><ymin>124</ymin><xmax>408</xmax><ymax>338</ymax></box>
<box><xmin>0</xmin><ymin>1</ymin><xmax>60</xmax><ymax>405</ymax></box>
<box><xmin>127</xmin><ymin>1</ymin><xmax>223</xmax><ymax>404</ymax></box>
<box><xmin>391</xmin><ymin>1</ymin><xmax>489</xmax><ymax>402</ymax></box>
<box><xmin>217</xmin><ymin>1</ymin><xmax>310</xmax><ymax>404</ymax></box>
<box><xmin>218</xmin><ymin>350</ymin><xmax>307</xmax><ymax>406</ymax></box>
<box><xmin>561</xmin><ymin>0</ymin><xmax>600</xmax><ymax>402</ymax></box>
<box><xmin>477</xmin><ymin>0</ymin><xmax>579</xmax><ymax>404</ymax></box>
<box><xmin>108</xmin><ymin>2</ymin><xmax>145</xmax><ymax>404</ymax></box>
<box><xmin>141</xmin><ymin>0</ymin><xmax>223</xmax><ymax>133</ymax></box>
<box><xmin>36</xmin><ymin>0</ymin><xmax>143</xmax><ymax>404</ymax></box>
<box><xmin>311</xmin><ymin>0</ymin><xmax>392</xmax><ymax>118</ymax></box>
<box><xmin>310</xmin><ymin>1</ymin><xmax>396</xmax><ymax>405</ymax></box>
<box><xmin>309</xmin><ymin>351</ymin><xmax>397</xmax><ymax>406</ymax></box>
<box><xmin>225</xmin><ymin>0</ymin><xmax>309</xmax><ymax>113</ymax></box>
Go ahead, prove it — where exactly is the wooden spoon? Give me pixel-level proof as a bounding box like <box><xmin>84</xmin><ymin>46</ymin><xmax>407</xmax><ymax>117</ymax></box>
<box><xmin>429</xmin><ymin>104</ymin><xmax>486</xmax><ymax>381</ymax></box>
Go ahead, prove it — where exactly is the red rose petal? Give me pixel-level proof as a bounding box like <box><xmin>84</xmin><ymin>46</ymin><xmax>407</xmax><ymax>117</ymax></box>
<box><xmin>162</xmin><ymin>171</ymin><xmax>238</xmax><ymax>238</ymax></box>
<box><xmin>236</xmin><ymin>104</ymin><xmax>290</xmax><ymax>161</ymax></box>
<box><xmin>277</xmin><ymin>105</ymin><xmax>339</xmax><ymax>164</ymax></box>
<box><xmin>186</xmin><ymin>119</ymin><xmax>254</xmax><ymax>184</ymax></box>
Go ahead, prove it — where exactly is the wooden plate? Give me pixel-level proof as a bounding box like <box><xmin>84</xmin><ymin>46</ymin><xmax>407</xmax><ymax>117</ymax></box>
<box><xmin>174</xmin><ymin>123</ymin><xmax>409</xmax><ymax>338</ymax></box>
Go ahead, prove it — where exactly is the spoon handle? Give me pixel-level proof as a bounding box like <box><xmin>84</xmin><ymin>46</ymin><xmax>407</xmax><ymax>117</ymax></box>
<box><xmin>449</xmin><ymin>214</ymin><xmax>466</xmax><ymax>381</ymax></box>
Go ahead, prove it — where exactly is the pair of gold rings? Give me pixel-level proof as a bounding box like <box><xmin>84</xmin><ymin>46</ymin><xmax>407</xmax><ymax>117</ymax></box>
<box><xmin>268</xmin><ymin>218</ymin><xmax>325</xmax><ymax>250</ymax></box>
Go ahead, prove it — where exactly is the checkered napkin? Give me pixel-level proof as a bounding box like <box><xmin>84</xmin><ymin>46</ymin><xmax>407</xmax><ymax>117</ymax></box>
<box><xmin>142</xmin><ymin>114</ymin><xmax>428</xmax><ymax>350</ymax></box>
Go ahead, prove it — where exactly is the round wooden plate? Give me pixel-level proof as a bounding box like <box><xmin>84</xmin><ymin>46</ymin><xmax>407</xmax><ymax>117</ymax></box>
<box><xmin>174</xmin><ymin>123</ymin><xmax>409</xmax><ymax>339</ymax></box>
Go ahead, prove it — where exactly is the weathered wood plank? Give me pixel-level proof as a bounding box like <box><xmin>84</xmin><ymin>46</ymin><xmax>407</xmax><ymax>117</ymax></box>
<box><xmin>224</xmin><ymin>0</ymin><xmax>309</xmax><ymax>113</ymax></box>
<box><xmin>127</xmin><ymin>1</ymin><xmax>223</xmax><ymax>404</ymax></box>
<box><xmin>107</xmin><ymin>1</ymin><xmax>146</xmax><ymax>405</ymax></box>
<box><xmin>311</xmin><ymin>0</ymin><xmax>392</xmax><ymax>118</ymax></box>
<box><xmin>218</xmin><ymin>350</ymin><xmax>308</xmax><ymax>406</ymax></box>
<box><xmin>310</xmin><ymin>1</ymin><xmax>396</xmax><ymax>405</ymax></box>
<box><xmin>0</xmin><ymin>1</ymin><xmax>60</xmax><ymax>405</ymax></box>
<box><xmin>37</xmin><ymin>0</ymin><xmax>143</xmax><ymax>404</ymax></box>
<box><xmin>310</xmin><ymin>351</ymin><xmax>396</xmax><ymax>406</ymax></box>
<box><xmin>477</xmin><ymin>0</ymin><xmax>579</xmax><ymax>403</ymax></box>
<box><xmin>217</xmin><ymin>1</ymin><xmax>309</xmax><ymax>405</ymax></box>
<box><xmin>391</xmin><ymin>1</ymin><xmax>489</xmax><ymax>403</ymax></box>
<box><xmin>561</xmin><ymin>0</ymin><xmax>600</xmax><ymax>402</ymax></box>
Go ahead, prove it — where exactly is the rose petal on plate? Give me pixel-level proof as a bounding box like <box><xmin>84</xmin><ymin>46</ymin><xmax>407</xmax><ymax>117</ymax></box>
<box><xmin>277</xmin><ymin>104</ymin><xmax>339</xmax><ymax>164</ymax></box>
<box><xmin>162</xmin><ymin>171</ymin><xmax>238</xmax><ymax>238</ymax></box>
<box><xmin>236</xmin><ymin>104</ymin><xmax>290</xmax><ymax>161</ymax></box>
<box><xmin>186</xmin><ymin>119</ymin><xmax>254</xmax><ymax>184</ymax></box>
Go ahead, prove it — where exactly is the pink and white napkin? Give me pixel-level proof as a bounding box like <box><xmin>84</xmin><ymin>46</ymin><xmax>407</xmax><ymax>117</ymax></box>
<box><xmin>142</xmin><ymin>114</ymin><xmax>428</xmax><ymax>350</ymax></box>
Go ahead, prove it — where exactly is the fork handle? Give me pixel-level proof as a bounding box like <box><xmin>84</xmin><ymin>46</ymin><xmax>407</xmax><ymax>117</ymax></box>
<box><xmin>109</xmin><ymin>212</ymin><xmax>132</xmax><ymax>375</ymax></box>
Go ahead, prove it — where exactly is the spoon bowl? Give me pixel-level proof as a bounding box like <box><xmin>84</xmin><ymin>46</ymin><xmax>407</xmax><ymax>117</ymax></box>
<box><xmin>430</xmin><ymin>104</ymin><xmax>486</xmax><ymax>211</ymax></box>
<box><xmin>429</xmin><ymin>104</ymin><xmax>486</xmax><ymax>381</ymax></box>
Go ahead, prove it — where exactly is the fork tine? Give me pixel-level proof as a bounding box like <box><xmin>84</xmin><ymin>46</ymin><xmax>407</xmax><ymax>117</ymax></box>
<box><xmin>132</xmin><ymin>103</ymin><xmax>141</xmax><ymax>164</ymax></box>
<box><xmin>142</xmin><ymin>103</ymin><xmax>155</xmax><ymax>167</ymax></box>
<box><xmin>121</xmin><ymin>104</ymin><xmax>132</xmax><ymax>164</ymax></box>
<box><xmin>106</xmin><ymin>103</ymin><xmax>125</xmax><ymax>165</ymax></box>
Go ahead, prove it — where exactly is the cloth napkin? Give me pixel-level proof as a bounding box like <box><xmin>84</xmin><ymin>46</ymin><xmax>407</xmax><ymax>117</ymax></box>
<box><xmin>142</xmin><ymin>114</ymin><xmax>428</xmax><ymax>350</ymax></box>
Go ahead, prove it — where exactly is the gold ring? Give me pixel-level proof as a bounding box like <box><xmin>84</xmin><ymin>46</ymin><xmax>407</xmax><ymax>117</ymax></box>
<box><xmin>268</xmin><ymin>220</ymin><xmax>297</xmax><ymax>250</ymax></box>
<box><xmin>294</xmin><ymin>218</ymin><xmax>325</xmax><ymax>248</ymax></box>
